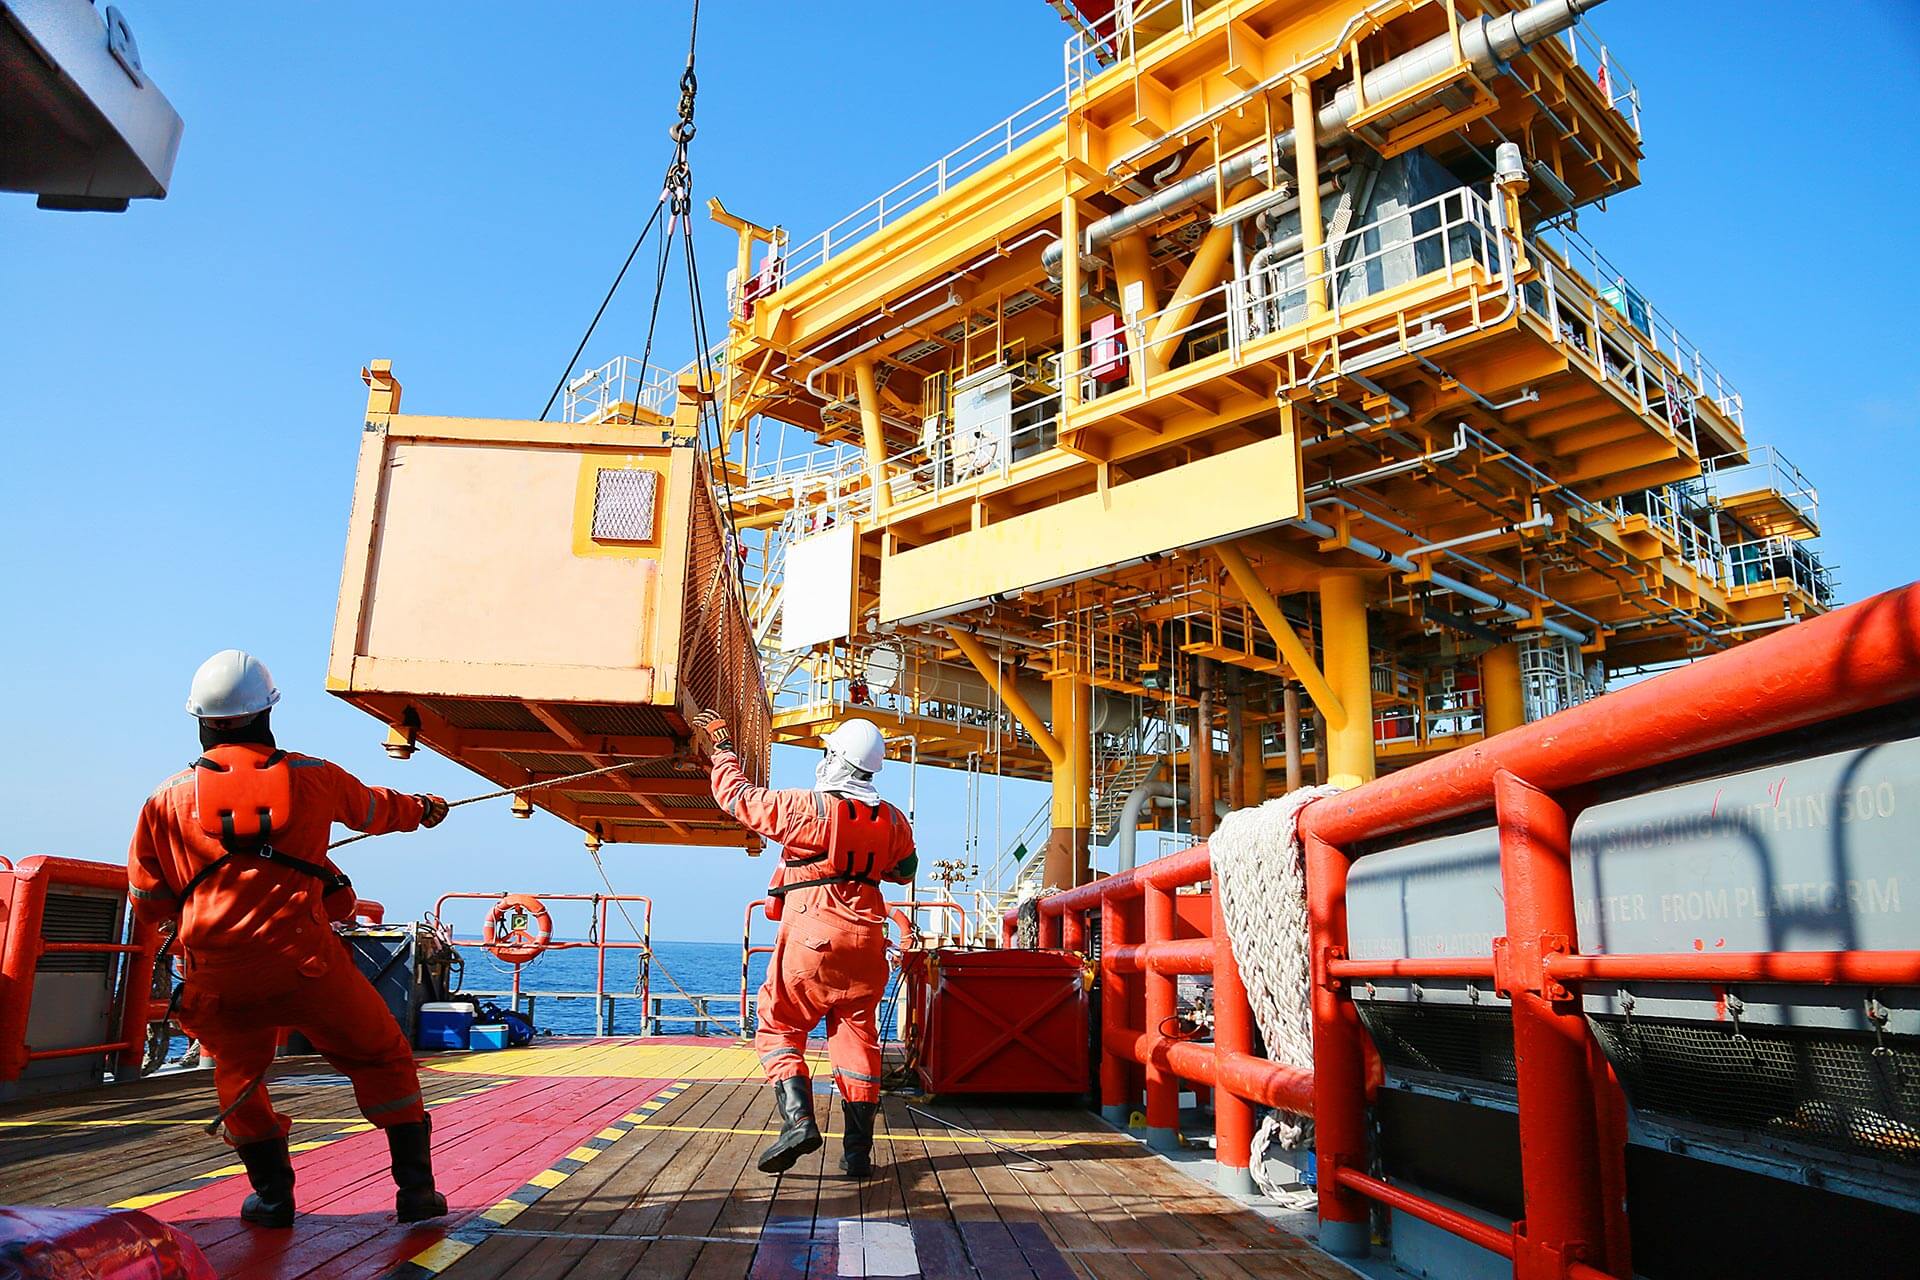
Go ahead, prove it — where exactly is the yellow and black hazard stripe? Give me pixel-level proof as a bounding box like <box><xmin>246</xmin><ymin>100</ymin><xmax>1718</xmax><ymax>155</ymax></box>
<box><xmin>377</xmin><ymin>1081</ymin><xmax>691</xmax><ymax>1280</ymax></box>
<box><xmin>109</xmin><ymin>1080</ymin><xmax>506</xmax><ymax>1213</ymax></box>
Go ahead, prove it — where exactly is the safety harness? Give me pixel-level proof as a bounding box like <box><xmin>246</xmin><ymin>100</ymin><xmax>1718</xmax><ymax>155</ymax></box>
<box><xmin>767</xmin><ymin>794</ymin><xmax>905</xmax><ymax>898</ymax></box>
<box><xmin>176</xmin><ymin>746</ymin><xmax>350</xmax><ymax>901</ymax></box>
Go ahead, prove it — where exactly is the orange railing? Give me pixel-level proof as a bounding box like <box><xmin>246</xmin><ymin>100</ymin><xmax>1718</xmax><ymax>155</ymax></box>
<box><xmin>1010</xmin><ymin>581</ymin><xmax>1920</xmax><ymax>1278</ymax></box>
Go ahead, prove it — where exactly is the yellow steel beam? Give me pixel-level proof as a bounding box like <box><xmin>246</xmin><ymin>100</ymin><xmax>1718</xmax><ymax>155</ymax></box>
<box><xmin>1213</xmin><ymin>540</ymin><xmax>1345</xmax><ymax>729</ymax></box>
<box><xmin>1481</xmin><ymin>643</ymin><xmax>1525</xmax><ymax>735</ymax></box>
<box><xmin>1145</xmin><ymin>201</ymin><xmax>1248</xmax><ymax>371</ymax></box>
<box><xmin>945</xmin><ymin>627</ymin><xmax>1065</xmax><ymax>767</ymax></box>
<box><xmin>1291</xmin><ymin>75</ymin><xmax>1328</xmax><ymax>321</ymax></box>
<box><xmin>853</xmin><ymin>357</ymin><xmax>892</xmax><ymax>516</ymax></box>
<box><xmin>1062</xmin><ymin>192</ymin><xmax>1082</xmax><ymax>410</ymax></box>
<box><xmin>1318</xmin><ymin>572</ymin><xmax>1377</xmax><ymax>788</ymax></box>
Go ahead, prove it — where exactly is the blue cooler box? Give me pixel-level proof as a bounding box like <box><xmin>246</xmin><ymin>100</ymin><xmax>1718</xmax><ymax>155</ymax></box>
<box><xmin>417</xmin><ymin>1001</ymin><xmax>476</xmax><ymax>1050</ymax></box>
<box><xmin>470</xmin><ymin>1024</ymin><xmax>509</xmax><ymax>1052</ymax></box>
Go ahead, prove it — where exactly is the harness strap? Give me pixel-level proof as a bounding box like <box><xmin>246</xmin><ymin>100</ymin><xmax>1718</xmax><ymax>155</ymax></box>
<box><xmin>174</xmin><ymin>844</ymin><xmax>351</xmax><ymax>903</ymax></box>
<box><xmin>766</xmin><ymin>870</ymin><xmax>883</xmax><ymax>898</ymax></box>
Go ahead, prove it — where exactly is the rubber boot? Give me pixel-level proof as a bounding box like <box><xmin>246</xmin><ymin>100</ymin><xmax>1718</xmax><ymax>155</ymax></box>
<box><xmin>386</xmin><ymin>1117</ymin><xmax>449</xmax><ymax>1223</ymax></box>
<box><xmin>235</xmin><ymin>1136</ymin><xmax>296</xmax><ymax>1227</ymax></box>
<box><xmin>839</xmin><ymin>1099</ymin><xmax>878</xmax><ymax>1178</ymax></box>
<box><xmin>756</xmin><ymin>1076</ymin><xmax>823</xmax><ymax>1174</ymax></box>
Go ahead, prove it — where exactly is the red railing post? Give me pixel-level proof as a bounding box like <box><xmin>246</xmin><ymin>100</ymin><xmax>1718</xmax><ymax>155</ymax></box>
<box><xmin>1307</xmin><ymin>827</ymin><xmax>1371</xmax><ymax>1259</ymax></box>
<box><xmin>1099</xmin><ymin>894</ymin><xmax>1134</xmax><ymax>1125</ymax></box>
<box><xmin>1493</xmin><ymin>769</ymin><xmax>1613</xmax><ymax>1279</ymax></box>
<box><xmin>1142</xmin><ymin>879</ymin><xmax>1179</xmax><ymax>1150</ymax></box>
<box><xmin>1039</xmin><ymin>906</ymin><xmax>1063</xmax><ymax>950</ymax></box>
<box><xmin>1061</xmin><ymin>905</ymin><xmax>1086</xmax><ymax>953</ymax></box>
<box><xmin>1211</xmin><ymin>879</ymin><xmax>1256</xmax><ymax>1194</ymax></box>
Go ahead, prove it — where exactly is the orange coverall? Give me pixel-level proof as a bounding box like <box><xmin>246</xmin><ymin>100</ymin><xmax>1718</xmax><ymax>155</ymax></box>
<box><xmin>710</xmin><ymin>749</ymin><xmax>915</xmax><ymax>1103</ymax></box>
<box><xmin>127</xmin><ymin>748</ymin><xmax>429</xmax><ymax>1144</ymax></box>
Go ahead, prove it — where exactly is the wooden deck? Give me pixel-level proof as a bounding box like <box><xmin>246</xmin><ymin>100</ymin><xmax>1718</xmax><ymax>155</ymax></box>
<box><xmin>0</xmin><ymin>1037</ymin><xmax>1353</xmax><ymax>1279</ymax></box>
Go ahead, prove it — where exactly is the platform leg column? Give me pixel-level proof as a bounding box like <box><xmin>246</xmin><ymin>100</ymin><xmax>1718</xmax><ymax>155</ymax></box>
<box><xmin>1143</xmin><ymin>880</ymin><xmax>1179</xmax><ymax>1151</ymax></box>
<box><xmin>1043</xmin><ymin>671</ymin><xmax>1093</xmax><ymax>889</ymax></box>
<box><xmin>1318</xmin><ymin>573</ymin><xmax>1376</xmax><ymax>789</ymax></box>
<box><xmin>1099</xmin><ymin>895</ymin><xmax>1135</xmax><ymax>1126</ymax></box>
<box><xmin>1495</xmin><ymin>770</ymin><xmax>1613</xmax><ymax>1278</ymax></box>
<box><xmin>1308</xmin><ymin>828</ymin><xmax>1370</xmax><ymax>1258</ymax></box>
<box><xmin>1211</xmin><ymin>879</ymin><xmax>1256</xmax><ymax>1194</ymax></box>
<box><xmin>1483</xmin><ymin>643</ymin><xmax>1525</xmax><ymax>736</ymax></box>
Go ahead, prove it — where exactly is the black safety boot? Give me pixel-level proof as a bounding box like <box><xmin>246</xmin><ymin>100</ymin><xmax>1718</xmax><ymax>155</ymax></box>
<box><xmin>386</xmin><ymin>1117</ymin><xmax>449</xmax><ymax>1223</ymax></box>
<box><xmin>235</xmin><ymin>1135</ymin><xmax>296</xmax><ymax>1227</ymax></box>
<box><xmin>757</xmin><ymin>1077</ymin><xmax>823</xmax><ymax>1174</ymax></box>
<box><xmin>839</xmin><ymin>1098</ymin><xmax>878</xmax><ymax>1178</ymax></box>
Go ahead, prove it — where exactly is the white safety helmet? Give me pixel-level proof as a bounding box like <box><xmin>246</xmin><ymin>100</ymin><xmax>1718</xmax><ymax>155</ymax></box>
<box><xmin>185</xmin><ymin>649</ymin><xmax>281</xmax><ymax>720</ymax></box>
<box><xmin>823</xmin><ymin>718</ymin><xmax>886</xmax><ymax>775</ymax></box>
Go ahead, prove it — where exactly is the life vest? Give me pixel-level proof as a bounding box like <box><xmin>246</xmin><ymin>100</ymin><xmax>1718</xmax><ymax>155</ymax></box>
<box><xmin>767</xmin><ymin>795</ymin><xmax>909</xmax><ymax>898</ymax></box>
<box><xmin>175</xmin><ymin>746</ymin><xmax>349</xmax><ymax>901</ymax></box>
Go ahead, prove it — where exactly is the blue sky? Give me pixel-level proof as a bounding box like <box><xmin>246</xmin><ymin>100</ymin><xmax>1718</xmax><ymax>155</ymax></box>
<box><xmin>3</xmin><ymin>1</ymin><xmax>1915</xmax><ymax>943</ymax></box>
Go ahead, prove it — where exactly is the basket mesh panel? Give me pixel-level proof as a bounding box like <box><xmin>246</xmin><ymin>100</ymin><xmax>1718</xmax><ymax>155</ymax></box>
<box><xmin>423</xmin><ymin>699</ymin><xmax>545</xmax><ymax>733</ymax></box>
<box><xmin>678</xmin><ymin>460</ymin><xmax>770</xmax><ymax>787</ymax></box>
<box><xmin>1589</xmin><ymin>1014</ymin><xmax>1920</xmax><ymax>1164</ymax></box>
<box><xmin>1356</xmin><ymin>1002</ymin><xmax>1517</xmax><ymax>1087</ymax></box>
<box><xmin>565</xmin><ymin>704</ymin><xmax>678</xmax><ymax>737</ymax></box>
<box><xmin>590</xmin><ymin>468</ymin><xmax>659</xmax><ymax>542</ymax></box>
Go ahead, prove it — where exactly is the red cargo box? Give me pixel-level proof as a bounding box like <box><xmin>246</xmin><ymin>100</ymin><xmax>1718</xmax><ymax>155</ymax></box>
<box><xmin>913</xmin><ymin>949</ymin><xmax>1088</xmax><ymax>1095</ymax></box>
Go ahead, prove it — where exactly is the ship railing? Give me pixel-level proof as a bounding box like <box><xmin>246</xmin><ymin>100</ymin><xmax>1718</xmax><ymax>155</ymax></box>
<box><xmin>1725</xmin><ymin>535</ymin><xmax>1838</xmax><ymax>607</ymax></box>
<box><xmin>1533</xmin><ymin>222</ymin><xmax>1742</xmax><ymax>434</ymax></box>
<box><xmin>1010</xmin><ymin>581</ymin><xmax>1920</xmax><ymax>1254</ymax></box>
<box><xmin>1703</xmin><ymin>445</ymin><xmax>1819</xmax><ymax>532</ymax></box>
<box><xmin>564</xmin><ymin>354</ymin><xmax>677</xmax><ymax>424</ymax></box>
<box><xmin>432</xmin><ymin>892</ymin><xmax>653</xmax><ymax>1038</ymax></box>
<box><xmin>780</xmin><ymin>82</ymin><xmax>1070</xmax><ymax>282</ymax></box>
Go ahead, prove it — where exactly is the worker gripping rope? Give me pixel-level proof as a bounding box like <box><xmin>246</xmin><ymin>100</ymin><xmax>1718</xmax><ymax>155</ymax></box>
<box><xmin>125</xmin><ymin>650</ymin><xmax>452</xmax><ymax>1229</ymax></box>
<box><xmin>693</xmin><ymin>711</ymin><xmax>916</xmax><ymax>1178</ymax></box>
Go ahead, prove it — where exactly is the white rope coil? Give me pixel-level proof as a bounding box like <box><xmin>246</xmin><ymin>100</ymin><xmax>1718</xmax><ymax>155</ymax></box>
<box><xmin>1210</xmin><ymin>784</ymin><xmax>1340</xmax><ymax>1198</ymax></box>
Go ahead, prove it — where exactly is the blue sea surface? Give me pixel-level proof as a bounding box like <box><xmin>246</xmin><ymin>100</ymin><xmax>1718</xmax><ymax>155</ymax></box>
<box><xmin>453</xmin><ymin>940</ymin><xmax>772</xmax><ymax>1037</ymax></box>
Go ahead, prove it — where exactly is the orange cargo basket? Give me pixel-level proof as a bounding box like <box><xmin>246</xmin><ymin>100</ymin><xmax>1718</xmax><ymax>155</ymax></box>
<box><xmin>326</xmin><ymin>362</ymin><xmax>769</xmax><ymax>851</ymax></box>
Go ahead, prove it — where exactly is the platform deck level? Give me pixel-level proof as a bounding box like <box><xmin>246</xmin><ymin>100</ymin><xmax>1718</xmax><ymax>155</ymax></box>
<box><xmin>0</xmin><ymin>1036</ymin><xmax>1351</xmax><ymax>1279</ymax></box>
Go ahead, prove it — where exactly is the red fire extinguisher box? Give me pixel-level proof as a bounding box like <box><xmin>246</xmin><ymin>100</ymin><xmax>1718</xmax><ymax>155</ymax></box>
<box><xmin>913</xmin><ymin>949</ymin><xmax>1088</xmax><ymax>1095</ymax></box>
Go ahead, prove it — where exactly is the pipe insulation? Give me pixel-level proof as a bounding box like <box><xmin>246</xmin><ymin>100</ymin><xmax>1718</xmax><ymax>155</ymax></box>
<box><xmin>1043</xmin><ymin>0</ymin><xmax>1606</xmax><ymax>277</ymax></box>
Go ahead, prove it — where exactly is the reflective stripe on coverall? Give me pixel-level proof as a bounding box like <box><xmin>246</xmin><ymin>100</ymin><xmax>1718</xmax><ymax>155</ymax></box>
<box><xmin>710</xmin><ymin>748</ymin><xmax>915</xmax><ymax>1103</ymax></box>
<box><xmin>127</xmin><ymin>748</ymin><xmax>429</xmax><ymax>1143</ymax></box>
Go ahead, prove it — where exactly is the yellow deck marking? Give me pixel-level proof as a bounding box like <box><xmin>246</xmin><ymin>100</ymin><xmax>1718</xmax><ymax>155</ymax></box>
<box><xmin>480</xmin><ymin>1199</ymin><xmax>527</xmax><ymax>1225</ymax></box>
<box><xmin>564</xmin><ymin>1145</ymin><xmax>602</xmax><ymax>1163</ymax></box>
<box><xmin>622</xmin><ymin>1120</ymin><xmax>1126</xmax><ymax>1147</ymax></box>
<box><xmin>410</xmin><ymin>1238</ymin><xmax>474</xmax><ymax>1269</ymax></box>
<box><xmin>528</xmin><ymin>1167</ymin><xmax>568</xmax><ymax>1188</ymax></box>
<box><xmin>111</xmin><ymin>1192</ymin><xmax>178</xmax><ymax>1210</ymax></box>
<box><xmin>594</xmin><ymin>1126</ymin><xmax>626</xmax><ymax>1142</ymax></box>
<box><xmin>423</xmin><ymin>1039</ymin><xmax>827</xmax><ymax>1081</ymax></box>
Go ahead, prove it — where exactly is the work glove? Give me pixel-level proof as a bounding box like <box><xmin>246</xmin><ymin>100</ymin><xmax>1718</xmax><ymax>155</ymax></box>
<box><xmin>691</xmin><ymin>710</ymin><xmax>734</xmax><ymax>756</ymax></box>
<box><xmin>416</xmin><ymin>795</ymin><xmax>450</xmax><ymax>828</ymax></box>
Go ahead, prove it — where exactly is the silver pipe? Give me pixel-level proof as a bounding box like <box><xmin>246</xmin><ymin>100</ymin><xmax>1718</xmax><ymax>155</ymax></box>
<box><xmin>1113</xmin><ymin>764</ymin><xmax>1167</xmax><ymax>873</ymax></box>
<box><xmin>1295</xmin><ymin>514</ymin><xmax>1587</xmax><ymax>644</ymax></box>
<box><xmin>1043</xmin><ymin>0</ymin><xmax>1605</xmax><ymax>277</ymax></box>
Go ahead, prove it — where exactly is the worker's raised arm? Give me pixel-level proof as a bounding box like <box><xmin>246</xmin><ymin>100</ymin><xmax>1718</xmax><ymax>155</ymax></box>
<box><xmin>320</xmin><ymin>759</ymin><xmax>446</xmax><ymax>835</ymax></box>
<box><xmin>125</xmin><ymin>792</ymin><xmax>182</xmax><ymax>927</ymax></box>
<box><xmin>709</xmin><ymin>745</ymin><xmax>822</xmax><ymax>847</ymax></box>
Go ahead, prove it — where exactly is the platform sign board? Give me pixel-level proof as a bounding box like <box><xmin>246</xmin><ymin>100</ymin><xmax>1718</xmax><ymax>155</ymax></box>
<box><xmin>781</xmin><ymin>523</ymin><xmax>859</xmax><ymax>651</ymax></box>
<box><xmin>877</xmin><ymin>432</ymin><xmax>1302</xmax><ymax>626</ymax></box>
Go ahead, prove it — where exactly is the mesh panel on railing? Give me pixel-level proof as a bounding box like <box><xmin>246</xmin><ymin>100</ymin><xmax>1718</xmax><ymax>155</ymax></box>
<box><xmin>1355</xmin><ymin>1001</ymin><xmax>1517</xmax><ymax>1088</ymax></box>
<box><xmin>1589</xmin><ymin>1015</ymin><xmax>1920</xmax><ymax>1165</ymax></box>
<box><xmin>679</xmin><ymin>457</ymin><xmax>771</xmax><ymax>787</ymax></box>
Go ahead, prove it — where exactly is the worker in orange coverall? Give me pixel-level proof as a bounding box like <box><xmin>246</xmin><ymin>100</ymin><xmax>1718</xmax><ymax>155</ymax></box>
<box><xmin>693</xmin><ymin>711</ymin><xmax>916</xmax><ymax>1178</ymax></box>
<box><xmin>126</xmin><ymin>650</ymin><xmax>452</xmax><ymax>1228</ymax></box>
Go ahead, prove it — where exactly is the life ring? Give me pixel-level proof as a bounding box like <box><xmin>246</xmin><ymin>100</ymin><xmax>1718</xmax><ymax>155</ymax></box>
<box><xmin>484</xmin><ymin>894</ymin><xmax>552</xmax><ymax>965</ymax></box>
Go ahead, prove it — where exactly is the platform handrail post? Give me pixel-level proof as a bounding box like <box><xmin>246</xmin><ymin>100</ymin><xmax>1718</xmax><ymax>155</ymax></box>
<box><xmin>1307</xmin><ymin>827</ymin><xmax>1371</xmax><ymax>1259</ymax></box>
<box><xmin>1099</xmin><ymin>895</ymin><xmax>1133</xmax><ymax>1125</ymax></box>
<box><xmin>1493</xmin><ymin>769</ymin><xmax>1614</xmax><ymax>1278</ymax></box>
<box><xmin>1210</xmin><ymin>867</ymin><xmax>1256</xmax><ymax>1195</ymax></box>
<box><xmin>1142</xmin><ymin>879</ymin><xmax>1179</xmax><ymax>1151</ymax></box>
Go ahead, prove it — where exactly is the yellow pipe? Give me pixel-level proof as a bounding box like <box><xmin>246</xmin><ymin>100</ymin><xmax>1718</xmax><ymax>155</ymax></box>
<box><xmin>1061</xmin><ymin>193</ymin><xmax>1082</xmax><ymax>410</ymax></box>
<box><xmin>1482</xmin><ymin>643</ymin><xmax>1525</xmax><ymax>735</ymax></box>
<box><xmin>1145</xmin><ymin>218</ymin><xmax>1239</xmax><ymax>371</ymax></box>
<box><xmin>853</xmin><ymin>357</ymin><xmax>892</xmax><ymax>516</ymax></box>
<box><xmin>946</xmin><ymin>627</ymin><xmax>1064</xmax><ymax>766</ymax></box>
<box><xmin>1291</xmin><ymin>75</ymin><xmax>1328</xmax><ymax>320</ymax></box>
<box><xmin>1214</xmin><ymin>542</ymin><xmax>1345</xmax><ymax>729</ymax></box>
<box><xmin>1318</xmin><ymin>572</ymin><xmax>1376</xmax><ymax>789</ymax></box>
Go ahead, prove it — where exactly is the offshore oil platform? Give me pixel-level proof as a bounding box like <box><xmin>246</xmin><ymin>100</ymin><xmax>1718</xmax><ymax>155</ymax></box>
<box><xmin>7</xmin><ymin>2</ymin><xmax>1914</xmax><ymax>1280</ymax></box>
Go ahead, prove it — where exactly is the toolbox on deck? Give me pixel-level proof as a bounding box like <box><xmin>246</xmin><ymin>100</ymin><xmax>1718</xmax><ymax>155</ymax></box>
<box><xmin>909</xmin><ymin>948</ymin><xmax>1089</xmax><ymax>1095</ymax></box>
